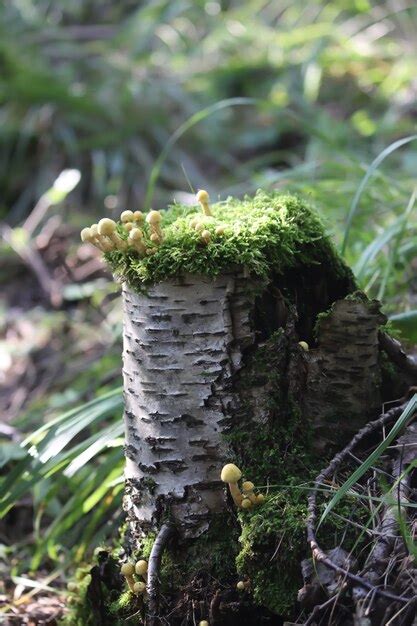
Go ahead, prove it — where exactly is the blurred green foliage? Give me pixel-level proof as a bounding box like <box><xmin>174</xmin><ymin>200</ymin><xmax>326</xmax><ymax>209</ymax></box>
<box><xmin>2</xmin><ymin>0</ymin><xmax>417</xmax><ymax>308</ymax></box>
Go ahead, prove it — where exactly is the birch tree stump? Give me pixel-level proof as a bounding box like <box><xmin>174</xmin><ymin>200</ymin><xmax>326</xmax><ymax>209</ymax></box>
<box><xmin>122</xmin><ymin>270</ymin><xmax>258</xmax><ymax>539</ymax></box>
<box><xmin>79</xmin><ymin>191</ymin><xmax>414</xmax><ymax>625</ymax></box>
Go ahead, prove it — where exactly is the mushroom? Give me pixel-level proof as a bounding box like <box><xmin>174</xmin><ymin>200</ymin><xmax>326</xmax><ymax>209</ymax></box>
<box><xmin>80</xmin><ymin>227</ymin><xmax>108</xmax><ymax>252</ymax></box>
<box><xmin>133</xmin><ymin>210</ymin><xmax>144</xmax><ymax>223</ymax></box>
<box><xmin>256</xmin><ymin>493</ymin><xmax>265</xmax><ymax>505</ymax></box>
<box><xmin>133</xmin><ymin>581</ymin><xmax>146</xmax><ymax>595</ymax></box>
<box><xmin>146</xmin><ymin>210</ymin><xmax>163</xmax><ymax>241</ymax></box>
<box><xmin>215</xmin><ymin>225</ymin><xmax>225</xmax><ymax>236</ymax></box>
<box><xmin>135</xmin><ymin>559</ymin><xmax>148</xmax><ymax>579</ymax></box>
<box><xmin>98</xmin><ymin>218</ymin><xmax>127</xmax><ymax>250</ymax></box>
<box><xmin>194</xmin><ymin>221</ymin><xmax>205</xmax><ymax>233</ymax></box>
<box><xmin>196</xmin><ymin>189</ymin><xmax>212</xmax><ymax>216</ymax></box>
<box><xmin>67</xmin><ymin>581</ymin><xmax>78</xmax><ymax>593</ymax></box>
<box><xmin>128</xmin><ymin>228</ymin><xmax>146</xmax><ymax>255</ymax></box>
<box><xmin>220</xmin><ymin>463</ymin><xmax>243</xmax><ymax>507</ymax></box>
<box><xmin>124</xmin><ymin>222</ymin><xmax>134</xmax><ymax>232</ymax></box>
<box><xmin>237</xmin><ymin>580</ymin><xmax>250</xmax><ymax>591</ymax></box>
<box><xmin>200</xmin><ymin>229</ymin><xmax>211</xmax><ymax>245</ymax></box>
<box><xmin>121</xmin><ymin>562</ymin><xmax>135</xmax><ymax>592</ymax></box>
<box><xmin>90</xmin><ymin>223</ymin><xmax>114</xmax><ymax>251</ymax></box>
<box><xmin>242</xmin><ymin>481</ymin><xmax>257</xmax><ymax>505</ymax></box>
<box><xmin>199</xmin><ymin>622</ymin><xmax>209</xmax><ymax>626</ymax></box>
<box><xmin>189</xmin><ymin>216</ymin><xmax>200</xmax><ymax>229</ymax></box>
<box><xmin>241</xmin><ymin>498</ymin><xmax>253</xmax><ymax>510</ymax></box>
<box><xmin>120</xmin><ymin>210</ymin><xmax>134</xmax><ymax>223</ymax></box>
<box><xmin>298</xmin><ymin>341</ymin><xmax>309</xmax><ymax>351</ymax></box>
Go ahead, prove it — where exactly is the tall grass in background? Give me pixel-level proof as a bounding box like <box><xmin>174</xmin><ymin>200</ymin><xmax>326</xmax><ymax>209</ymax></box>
<box><xmin>1</xmin><ymin>0</ymin><xmax>417</xmax><ymax>573</ymax></box>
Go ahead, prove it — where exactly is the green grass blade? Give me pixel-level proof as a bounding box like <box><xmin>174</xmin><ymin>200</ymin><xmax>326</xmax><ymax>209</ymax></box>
<box><xmin>318</xmin><ymin>394</ymin><xmax>417</xmax><ymax>527</ymax></box>
<box><xmin>144</xmin><ymin>97</ymin><xmax>258</xmax><ymax>208</ymax></box>
<box><xmin>341</xmin><ymin>134</ymin><xmax>417</xmax><ymax>256</ymax></box>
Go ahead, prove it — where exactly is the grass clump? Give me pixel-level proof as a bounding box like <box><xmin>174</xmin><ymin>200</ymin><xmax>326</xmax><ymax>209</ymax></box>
<box><xmin>104</xmin><ymin>190</ymin><xmax>351</xmax><ymax>291</ymax></box>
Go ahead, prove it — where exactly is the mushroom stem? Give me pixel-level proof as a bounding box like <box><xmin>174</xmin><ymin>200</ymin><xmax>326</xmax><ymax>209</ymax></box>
<box><xmin>229</xmin><ymin>482</ymin><xmax>243</xmax><ymax>507</ymax></box>
<box><xmin>128</xmin><ymin>228</ymin><xmax>146</xmax><ymax>255</ymax></box>
<box><xmin>196</xmin><ymin>190</ymin><xmax>212</xmax><ymax>216</ymax></box>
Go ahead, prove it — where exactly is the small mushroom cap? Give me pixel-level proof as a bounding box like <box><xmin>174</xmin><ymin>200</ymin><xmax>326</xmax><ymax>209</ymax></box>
<box><xmin>80</xmin><ymin>227</ymin><xmax>92</xmax><ymax>242</ymax></box>
<box><xmin>256</xmin><ymin>493</ymin><xmax>265</xmax><ymax>504</ymax></box>
<box><xmin>133</xmin><ymin>581</ymin><xmax>146</xmax><ymax>594</ymax></box>
<box><xmin>199</xmin><ymin>622</ymin><xmax>209</xmax><ymax>626</ymax></box>
<box><xmin>196</xmin><ymin>189</ymin><xmax>209</xmax><ymax>203</ymax></box>
<box><xmin>90</xmin><ymin>224</ymin><xmax>99</xmax><ymax>236</ymax></box>
<box><xmin>67</xmin><ymin>581</ymin><xmax>78</xmax><ymax>592</ymax></box>
<box><xmin>135</xmin><ymin>560</ymin><xmax>148</xmax><ymax>576</ymax></box>
<box><xmin>133</xmin><ymin>210</ymin><xmax>144</xmax><ymax>221</ymax></box>
<box><xmin>215</xmin><ymin>225</ymin><xmax>225</xmax><ymax>235</ymax></box>
<box><xmin>121</xmin><ymin>562</ymin><xmax>135</xmax><ymax>576</ymax></box>
<box><xmin>129</xmin><ymin>228</ymin><xmax>143</xmax><ymax>241</ymax></box>
<box><xmin>150</xmin><ymin>232</ymin><xmax>161</xmax><ymax>243</ymax></box>
<box><xmin>236</xmin><ymin>581</ymin><xmax>246</xmax><ymax>591</ymax></box>
<box><xmin>201</xmin><ymin>229</ymin><xmax>211</xmax><ymax>242</ymax></box>
<box><xmin>220</xmin><ymin>463</ymin><xmax>242</xmax><ymax>483</ymax></box>
<box><xmin>124</xmin><ymin>222</ymin><xmax>134</xmax><ymax>231</ymax></box>
<box><xmin>98</xmin><ymin>218</ymin><xmax>117</xmax><ymax>236</ymax></box>
<box><xmin>241</xmin><ymin>498</ymin><xmax>252</xmax><ymax>509</ymax></box>
<box><xmin>121</xmin><ymin>210</ymin><xmax>134</xmax><ymax>223</ymax></box>
<box><xmin>194</xmin><ymin>221</ymin><xmax>205</xmax><ymax>232</ymax></box>
<box><xmin>146</xmin><ymin>210</ymin><xmax>162</xmax><ymax>224</ymax></box>
<box><xmin>298</xmin><ymin>341</ymin><xmax>309</xmax><ymax>351</ymax></box>
<box><xmin>242</xmin><ymin>481</ymin><xmax>255</xmax><ymax>492</ymax></box>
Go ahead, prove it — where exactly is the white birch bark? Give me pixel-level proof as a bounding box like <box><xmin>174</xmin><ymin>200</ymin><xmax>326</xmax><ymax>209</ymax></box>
<box><xmin>122</xmin><ymin>271</ymin><xmax>257</xmax><ymax>539</ymax></box>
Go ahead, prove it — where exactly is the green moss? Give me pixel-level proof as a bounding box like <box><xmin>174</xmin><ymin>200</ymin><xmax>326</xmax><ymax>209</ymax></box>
<box><xmin>149</xmin><ymin>515</ymin><xmax>240</xmax><ymax>595</ymax></box>
<box><xmin>103</xmin><ymin>190</ymin><xmax>351</xmax><ymax>291</ymax></box>
<box><xmin>60</xmin><ymin>547</ymin><xmax>141</xmax><ymax>626</ymax></box>
<box><xmin>218</xmin><ymin>331</ymin><xmax>314</xmax><ymax>614</ymax></box>
<box><xmin>108</xmin><ymin>590</ymin><xmax>137</xmax><ymax>617</ymax></box>
<box><xmin>236</xmin><ymin>490</ymin><xmax>307</xmax><ymax>614</ymax></box>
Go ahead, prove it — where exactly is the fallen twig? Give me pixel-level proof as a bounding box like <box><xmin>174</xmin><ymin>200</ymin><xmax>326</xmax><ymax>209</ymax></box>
<box><xmin>306</xmin><ymin>402</ymin><xmax>414</xmax><ymax>605</ymax></box>
<box><xmin>146</xmin><ymin>523</ymin><xmax>175</xmax><ymax>626</ymax></box>
<box><xmin>379</xmin><ymin>331</ymin><xmax>417</xmax><ymax>383</ymax></box>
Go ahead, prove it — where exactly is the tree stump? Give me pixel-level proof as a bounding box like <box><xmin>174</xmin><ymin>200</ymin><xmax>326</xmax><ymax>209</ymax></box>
<box><xmin>79</xmin><ymin>191</ymin><xmax>415</xmax><ymax>625</ymax></box>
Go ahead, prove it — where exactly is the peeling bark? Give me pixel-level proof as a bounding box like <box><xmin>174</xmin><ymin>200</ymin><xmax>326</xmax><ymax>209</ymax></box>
<box><xmin>304</xmin><ymin>296</ymin><xmax>386</xmax><ymax>450</ymax></box>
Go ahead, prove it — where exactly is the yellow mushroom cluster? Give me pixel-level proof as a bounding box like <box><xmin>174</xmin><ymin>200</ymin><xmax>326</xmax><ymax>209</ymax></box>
<box><xmin>80</xmin><ymin>209</ymin><xmax>164</xmax><ymax>257</ymax></box>
<box><xmin>220</xmin><ymin>464</ymin><xmax>265</xmax><ymax>510</ymax></box>
<box><xmin>81</xmin><ymin>190</ymin><xmax>229</xmax><ymax>254</ymax></box>
<box><xmin>121</xmin><ymin>558</ymin><xmax>148</xmax><ymax>596</ymax></box>
<box><xmin>188</xmin><ymin>190</ymin><xmax>226</xmax><ymax>245</ymax></box>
